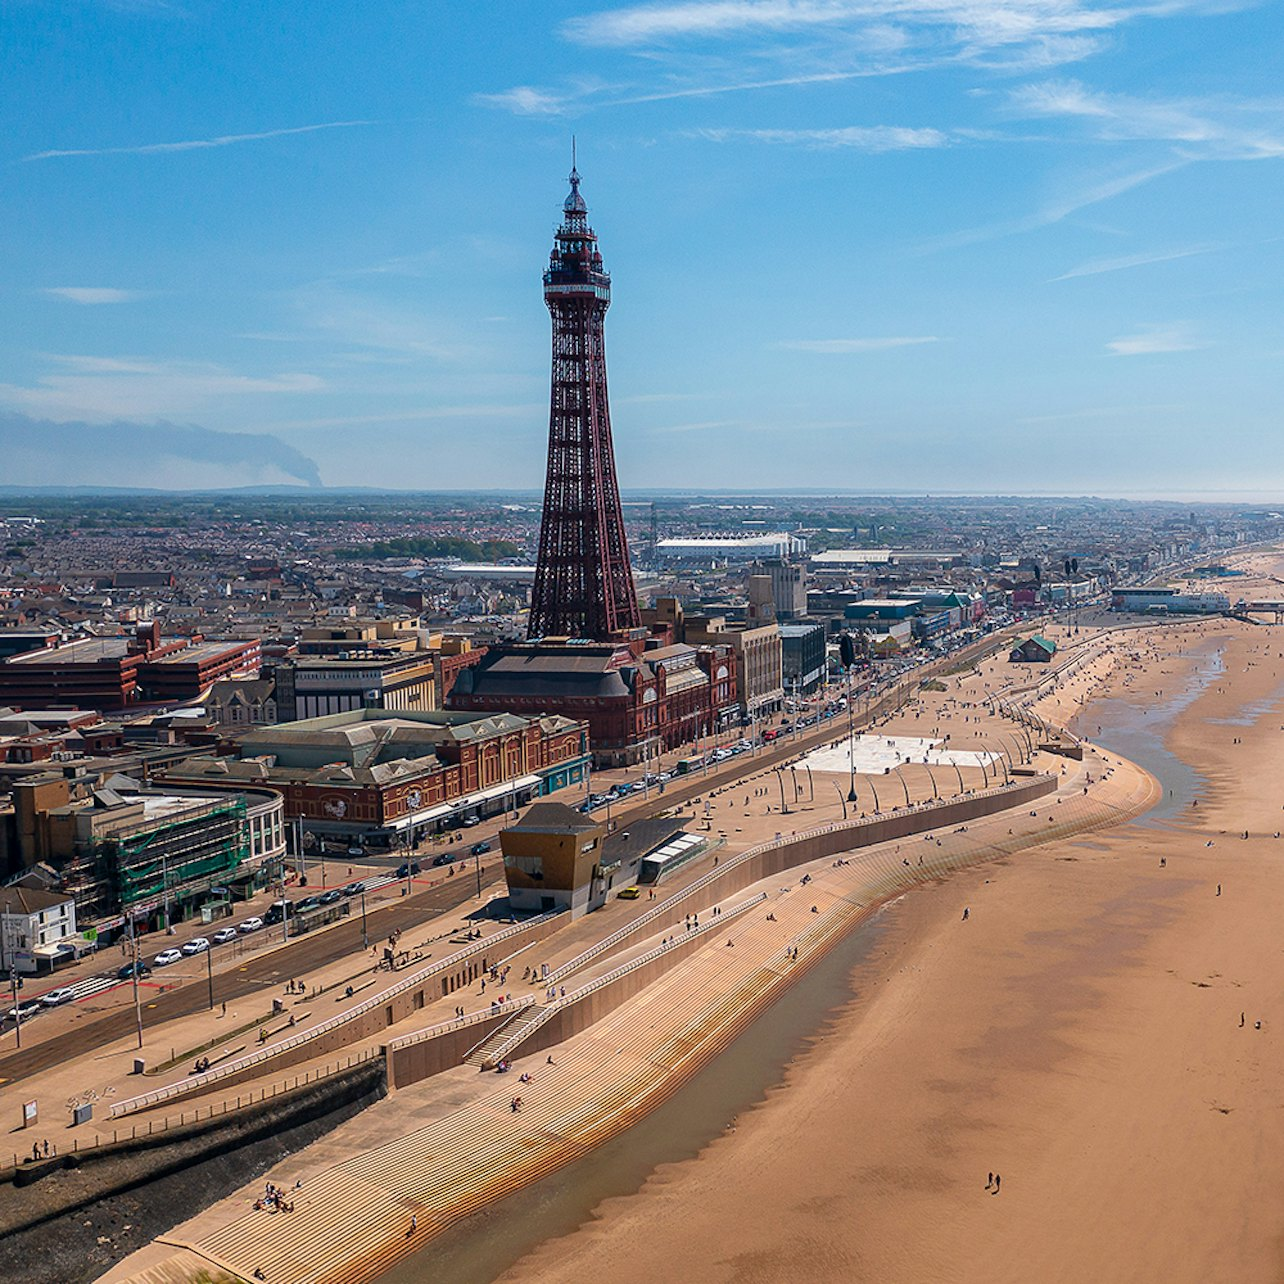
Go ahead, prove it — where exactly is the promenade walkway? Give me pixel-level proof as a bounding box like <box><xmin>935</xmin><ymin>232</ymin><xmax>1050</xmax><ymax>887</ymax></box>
<box><xmin>109</xmin><ymin>738</ymin><xmax>1157</xmax><ymax>1284</ymax></box>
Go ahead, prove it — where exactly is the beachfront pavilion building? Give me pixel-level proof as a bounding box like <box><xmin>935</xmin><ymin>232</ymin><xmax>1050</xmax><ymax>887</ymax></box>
<box><xmin>1010</xmin><ymin>635</ymin><xmax>1057</xmax><ymax>663</ymax></box>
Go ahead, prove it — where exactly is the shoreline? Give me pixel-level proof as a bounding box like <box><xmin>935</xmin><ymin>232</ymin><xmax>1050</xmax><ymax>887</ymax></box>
<box><xmin>491</xmin><ymin>620</ymin><xmax>1284</xmax><ymax>1284</ymax></box>
<box><xmin>98</xmin><ymin>618</ymin><xmax>1193</xmax><ymax>1284</ymax></box>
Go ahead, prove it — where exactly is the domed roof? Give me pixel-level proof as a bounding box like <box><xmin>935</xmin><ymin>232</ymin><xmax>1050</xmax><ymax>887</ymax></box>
<box><xmin>564</xmin><ymin>166</ymin><xmax>587</xmax><ymax>214</ymax></box>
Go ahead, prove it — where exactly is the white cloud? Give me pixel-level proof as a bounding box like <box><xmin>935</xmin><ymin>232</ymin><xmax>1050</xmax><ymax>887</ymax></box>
<box><xmin>42</xmin><ymin>287</ymin><xmax>143</xmax><ymax>305</ymax></box>
<box><xmin>25</xmin><ymin>120</ymin><xmax>377</xmax><ymax>162</ymax></box>
<box><xmin>563</xmin><ymin>0</ymin><xmax>1238</xmax><ymax>53</ymax></box>
<box><xmin>781</xmin><ymin>336</ymin><xmax>941</xmax><ymax>351</ymax></box>
<box><xmin>919</xmin><ymin>160</ymin><xmax>1185</xmax><ymax>252</ymax></box>
<box><xmin>1050</xmin><ymin>244</ymin><xmax>1218</xmax><ymax>281</ymax></box>
<box><xmin>694</xmin><ymin>124</ymin><xmax>948</xmax><ymax>150</ymax></box>
<box><xmin>1106</xmin><ymin>324</ymin><xmax>1207</xmax><ymax>356</ymax></box>
<box><xmin>1011</xmin><ymin>79</ymin><xmax>1284</xmax><ymax>159</ymax></box>
<box><xmin>0</xmin><ymin>355</ymin><xmax>325</xmax><ymax>421</ymax></box>
<box><xmin>474</xmin><ymin>86</ymin><xmax>571</xmax><ymax>116</ymax></box>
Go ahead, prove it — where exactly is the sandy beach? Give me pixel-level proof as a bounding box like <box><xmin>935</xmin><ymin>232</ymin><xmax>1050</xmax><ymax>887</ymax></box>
<box><xmin>495</xmin><ymin>619</ymin><xmax>1284</xmax><ymax>1284</ymax></box>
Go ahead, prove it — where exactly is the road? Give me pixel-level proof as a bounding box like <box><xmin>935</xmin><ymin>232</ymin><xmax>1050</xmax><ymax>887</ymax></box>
<box><xmin>0</xmin><ymin>869</ymin><xmax>488</xmax><ymax>1083</ymax></box>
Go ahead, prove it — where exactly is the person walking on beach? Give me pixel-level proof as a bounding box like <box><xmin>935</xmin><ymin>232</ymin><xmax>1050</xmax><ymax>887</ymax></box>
<box><xmin>1241</xmin><ymin>1012</ymin><xmax>1245</xmax><ymax>1027</ymax></box>
<box><xmin>962</xmin><ymin>907</ymin><xmax>969</xmax><ymax>921</ymax></box>
<box><xmin>986</xmin><ymin>1172</ymin><xmax>993</xmax><ymax>1190</ymax></box>
<box><xmin>1217</xmin><ymin>883</ymin><xmax>1222</xmax><ymax>896</ymax></box>
<box><xmin>407</xmin><ymin>1214</ymin><xmax>417</xmax><ymax>1237</ymax></box>
<box><xmin>993</xmin><ymin>1174</ymin><xmax>1001</xmax><ymax>1194</ymax></box>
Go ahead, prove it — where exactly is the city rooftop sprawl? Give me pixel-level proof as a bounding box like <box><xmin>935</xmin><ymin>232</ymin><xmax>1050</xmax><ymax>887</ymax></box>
<box><xmin>0</xmin><ymin>485</ymin><xmax>1278</xmax><ymax>958</ymax></box>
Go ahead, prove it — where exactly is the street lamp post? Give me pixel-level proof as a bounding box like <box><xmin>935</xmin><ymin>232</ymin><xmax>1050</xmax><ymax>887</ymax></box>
<box><xmin>3</xmin><ymin>915</ymin><xmax>19</xmax><ymax>1049</ymax></box>
<box><xmin>845</xmin><ymin>667</ymin><xmax>858</xmax><ymax>804</ymax></box>
<box><xmin>359</xmin><ymin>886</ymin><xmax>369</xmax><ymax>949</ymax></box>
<box><xmin>205</xmin><ymin>939</ymin><xmax>215</xmax><ymax>1011</ymax></box>
<box><xmin>131</xmin><ymin>924</ymin><xmax>143</xmax><ymax>1049</ymax></box>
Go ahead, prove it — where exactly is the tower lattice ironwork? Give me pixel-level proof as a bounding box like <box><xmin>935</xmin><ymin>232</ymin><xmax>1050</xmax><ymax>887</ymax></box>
<box><xmin>528</xmin><ymin>162</ymin><xmax>641</xmax><ymax>641</ymax></box>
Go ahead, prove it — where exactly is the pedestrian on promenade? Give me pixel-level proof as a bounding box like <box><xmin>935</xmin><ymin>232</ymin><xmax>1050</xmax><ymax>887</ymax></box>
<box><xmin>407</xmin><ymin>1215</ymin><xmax>417</xmax><ymax>1236</ymax></box>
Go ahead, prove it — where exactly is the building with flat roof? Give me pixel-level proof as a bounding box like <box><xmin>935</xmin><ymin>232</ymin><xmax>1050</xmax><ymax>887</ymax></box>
<box><xmin>780</xmin><ymin>621</ymin><xmax>827</xmax><ymax>695</ymax></box>
<box><xmin>655</xmin><ymin>533</ymin><xmax>806</xmax><ymax>563</ymax></box>
<box><xmin>3</xmin><ymin>772</ymin><xmax>285</xmax><ymax>931</ymax></box>
<box><xmin>0</xmin><ymin>622</ymin><xmax>259</xmax><ymax>710</ymax></box>
<box><xmin>273</xmin><ymin>651</ymin><xmax>436</xmax><ymax>721</ymax></box>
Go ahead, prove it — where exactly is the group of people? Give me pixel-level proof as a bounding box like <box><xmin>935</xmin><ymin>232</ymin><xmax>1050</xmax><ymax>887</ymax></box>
<box><xmin>254</xmin><ymin>1180</ymin><xmax>299</xmax><ymax>1214</ymax></box>
<box><xmin>191</xmin><ymin>1055</ymin><xmax>212</xmax><ymax>1074</ymax></box>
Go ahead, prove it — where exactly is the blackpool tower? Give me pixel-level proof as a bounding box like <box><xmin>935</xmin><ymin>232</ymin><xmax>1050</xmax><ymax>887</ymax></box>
<box><xmin>528</xmin><ymin>161</ymin><xmax>641</xmax><ymax>640</ymax></box>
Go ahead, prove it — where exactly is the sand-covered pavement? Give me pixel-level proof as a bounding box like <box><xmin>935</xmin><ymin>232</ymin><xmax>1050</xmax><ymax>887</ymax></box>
<box><xmin>496</xmin><ymin>617</ymin><xmax>1284</xmax><ymax>1284</ymax></box>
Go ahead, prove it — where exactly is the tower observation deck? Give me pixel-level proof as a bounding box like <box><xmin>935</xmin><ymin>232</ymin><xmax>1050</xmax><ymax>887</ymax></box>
<box><xmin>528</xmin><ymin>163</ymin><xmax>641</xmax><ymax>641</ymax></box>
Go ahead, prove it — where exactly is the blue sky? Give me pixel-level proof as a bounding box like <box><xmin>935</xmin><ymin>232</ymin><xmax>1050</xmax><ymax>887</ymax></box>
<box><xmin>2</xmin><ymin>0</ymin><xmax>1282</xmax><ymax>492</ymax></box>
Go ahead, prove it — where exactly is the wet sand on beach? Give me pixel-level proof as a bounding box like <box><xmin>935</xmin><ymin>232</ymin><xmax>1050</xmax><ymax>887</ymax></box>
<box><xmin>496</xmin><ymin>625</ymin><xmax>1284</xmax><ymax>1284</ymax></box>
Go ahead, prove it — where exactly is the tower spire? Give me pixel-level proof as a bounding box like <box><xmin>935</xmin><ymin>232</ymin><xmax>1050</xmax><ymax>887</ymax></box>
<box><xmin>529</xmin><ymin>162</ymin><xmax>640</xmax><ymax>641</ymax></box>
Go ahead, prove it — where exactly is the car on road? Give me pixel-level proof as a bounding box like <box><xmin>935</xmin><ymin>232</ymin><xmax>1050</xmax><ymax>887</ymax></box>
<box><xmin>395</xmin><ymin>861</ymin><xmax>421</xmax><ymax>879</ymax></box>
<box><xmin>41</xmin><ymin>987</ymin><xmax>76</xmax><ymax>1007</ymax></box>
<box><xmin>211</xmin><ymin>926</ymin><xmax>239</xmax><ymax>945</ymax></box>
<box><xmin>340</xmin><ymin>881</ymin><xmax>365</xmax><ymax>897</ymax></box>
<box><xmin>153</xmin><ymin>948</ymin><xmax>183</xmax><ymax>967</ymax></box>
<box><xmin>617</xmin><ymin>887</ymin><xmax>641</xmax><ymax>899</ymax></box>
<box><xmin>238</xmin><ymin>916</ymin><xmax>265</xmax><ymax>934</ymax></box>
<box><xmin>319</xmin><ymin>889</ymin><xmax>343</xmax><ymax>906</ymax></box>
<box><xmin>470</xmin><ymin>840</ymin><xmax>491</xmax><ymax>856</ymax></box>
<box><xmin>117</xmin><ymin>961</ymin><xmax>151</xmax><ymax>980</ymax></box>
<box><xmin>4</xmin><ymin>999</ymin><xmax>43</xmax><ymax>1023</ymax></box>
<box><xmin>181</xmin><ymin>937</ymin><xmax>211</xmax><ymax>956</ymax></box>
<box><xmin>431</xmin><ymin>853</ymin><xmax>454</xmax><ymax>867</ymax></box>
<box><xmin>296</xmin><ymin>896</ymin><xmax>323</xmax><ymax>914</ymax></box>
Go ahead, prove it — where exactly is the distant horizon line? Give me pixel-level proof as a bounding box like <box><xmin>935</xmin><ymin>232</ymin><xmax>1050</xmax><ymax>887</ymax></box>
<box><xmin>2</xmin><ymin>484</ymin><xmax>1284</xmax><ymax>506</ymax></box>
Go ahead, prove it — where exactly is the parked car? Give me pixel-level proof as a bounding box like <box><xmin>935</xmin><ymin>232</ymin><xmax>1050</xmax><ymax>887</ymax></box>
<box><xmin>460</xmin><ymin>815</ymin><xmax>481</xmax><ymax>828</ymax></box>
<box><xmin>238</xmin><ymin>916</ymin><xmax>265</xmax><ymax>934</ymax></box>
<box><xmin>153</xmin><ymin>948</ymin><xmax>183</xmax><ymax>967</ymax></box>
<box><xmin>181</xmin><ymin>937</ymin><xmax>211</xmax><ymax>956</ymax></box>
<box><xmin>319</xmin><ymin>889</ymin><xmax>343</xmax><ymax>906</ymax></box>
<box><xmin>347</xmin><ymin>845</ymin><xmax>364</xmax><ymax>856</ymax></box>
<box><xmin>470</xmin><ymin>840</ymin><xmax>491</xmax><ymax>856</ymax></box>
<box><xmin>117</xmin><ymin>961</ymin><xmax>151</xmax><ymax>980</ymax></box>
<box><xmin>296</xmin><ymin>896</ymin><xmax>322</xmax><ymax>914</ymax></box>
<box><xmin>211</xmin><ymin>926</ymin><xmax>239</xmax><ymax>945</ymax></box>
<box><xmin>340</xmin><ymin>881</ymin><xmax>365</xmax><ymax>897</ymax></box>
<box><xmin>617</xmin><ymin>887</ymin><xmax>641</xmax><ymax>900</ymax></box>
<box><xmin>41</xmin><ymin>987</ymin><xmax>76</xmax><ymax>1007</ymax></box>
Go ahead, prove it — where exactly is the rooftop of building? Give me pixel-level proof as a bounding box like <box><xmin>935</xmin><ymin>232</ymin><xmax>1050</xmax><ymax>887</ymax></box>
<box><xmin>142</xmin><ymin>639</ymin><xmax>257</xmax><ymax>666</ymax></box>
<box><xmin>0</xmin><ymin>884</ymin><xmax>73</xmax><ymax>914</ymax></box>
<box><xmin>503</xmin><ymin>801</ymin><xmax>601</xmax><ymax>836</ymax></box>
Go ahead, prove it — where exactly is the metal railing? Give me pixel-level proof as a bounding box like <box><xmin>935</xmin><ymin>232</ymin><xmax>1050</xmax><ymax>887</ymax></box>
<box><xmin>544</xmin><ymin>777</ymin><xmax>1048</xmax><ymax>987</ymax></box>
<box><xmin>390</xmin><ymin>996</ymin><xmax>534</xmax><ymax>1054</ymax></box>
<box><xmin>483</xmin><ymin>892</ymin><xmax>769</xmax><ymax>1069</ymax></box>
<box><xmin>110</xmin><ymin>910</ymin><xmax>563</xmax><ymax>1117</ymax></box>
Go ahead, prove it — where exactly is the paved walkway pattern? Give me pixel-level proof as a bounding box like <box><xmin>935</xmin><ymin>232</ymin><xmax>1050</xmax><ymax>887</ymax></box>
<box><xmin>115</xmin><ymin>741</ymin><xmax>1156</xmax><ymax>1284</ymax></box>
